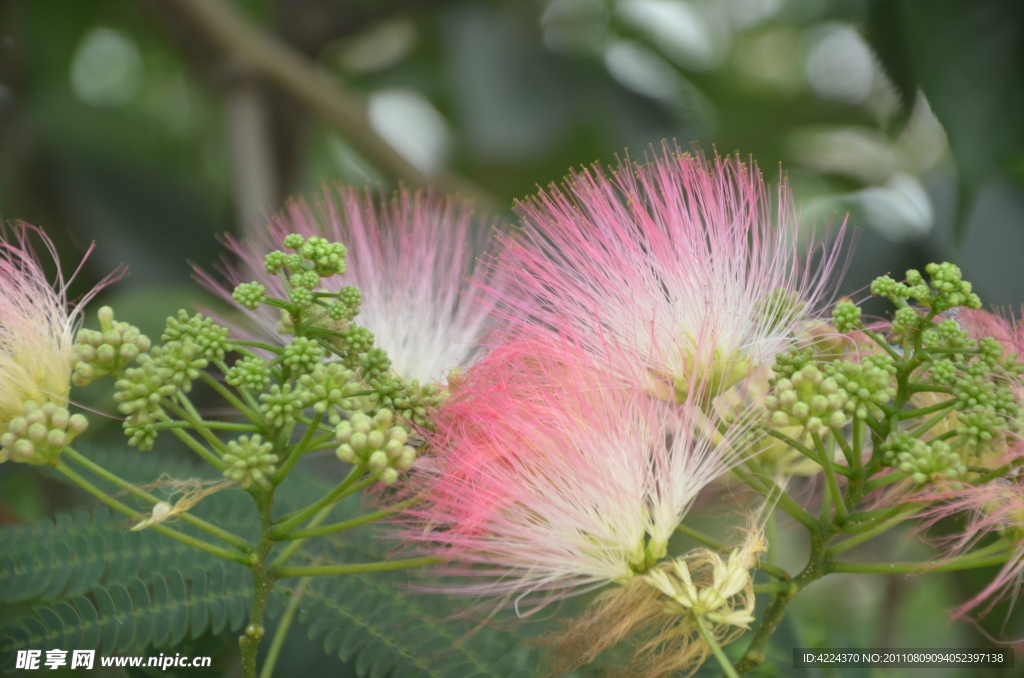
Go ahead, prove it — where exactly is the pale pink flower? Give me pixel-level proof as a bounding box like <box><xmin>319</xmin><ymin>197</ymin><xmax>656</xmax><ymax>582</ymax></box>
<box><xmin>912</xmin><ymin>477</ymin><xmax>1024</xmax><ymax>620</ymax></box>
<box><xmin>397</xmin><ymin>335</ymin><xmax>755</xmax><ymax>614</ymax></box>
<box><xmin>499</xmin><ymin>146</ymin><xmax>847</xmax><ymax>399</ymax></box>
<box><xmin>0</xmin><ymin>223</ymin><xmax>107</xmax><ymax>431</ymax></box>
<box><xmin>198</xmin><ymin>187</ymin><xmax>509</xmax><ymax>384</ymax></box>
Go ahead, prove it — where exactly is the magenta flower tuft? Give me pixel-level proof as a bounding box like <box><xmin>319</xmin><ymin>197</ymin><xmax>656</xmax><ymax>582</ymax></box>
<box><xmin>396</xmin><ymin>335</ymin><xmax>756</xmax><ymax>614</ymax></box>
<box><xmin>198</xmin><ymin>187</ymin><xmax>510</xmax><ymax>384</ymax></box>
<box><xmin>912</xmin><ymin>477</ymin><xmax>1024</xmax><ymax>620</ymax></box>
<box><xmin>499</xmin><ymin>146</ymin><xmax>847</xmax><ymax>400</ymax></box>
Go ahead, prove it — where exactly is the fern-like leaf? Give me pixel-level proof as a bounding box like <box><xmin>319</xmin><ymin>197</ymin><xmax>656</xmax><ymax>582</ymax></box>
<box><xmin>0</xmin><ymin>562</ymin><xmax>251</xmax><ymax>668</ymax></box>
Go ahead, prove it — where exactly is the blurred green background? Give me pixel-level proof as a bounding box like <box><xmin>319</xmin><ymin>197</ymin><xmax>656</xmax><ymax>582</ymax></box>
<box><xmin>1</xmin><ymin>0</ymin><xmax>1023</xmax><ymax>676</ymax></box>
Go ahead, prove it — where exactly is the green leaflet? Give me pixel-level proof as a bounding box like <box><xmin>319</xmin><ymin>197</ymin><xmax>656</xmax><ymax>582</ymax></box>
<box><xmin>1</xmin><ymin>446</ymin><xmax>537</xmax><ymax>676</ymax></box>
<box><xmin>285</xmin><ymin>524</ymin><xmax>535</xmax><ymax>678</ymax></box>
<box><xmin>0</xmin><ymin>562</ymin><xmax>251</xmax><ymax>667</ymax></box>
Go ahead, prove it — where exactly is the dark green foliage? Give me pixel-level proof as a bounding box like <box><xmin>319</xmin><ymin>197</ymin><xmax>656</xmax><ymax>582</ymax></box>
<box><xmin>0</xmin><ymin>563</ymin><xmax>251</xmax><ymax>667</ymax></box>
<box><xmin>291</xmin><ymin>539</ymin><xmax>535</xmax><ymax>678</ymax></box>
<box><xmin>0</xmin><ymin>446</ymin><xmax>537</xmax><ymax>676</ymax></box>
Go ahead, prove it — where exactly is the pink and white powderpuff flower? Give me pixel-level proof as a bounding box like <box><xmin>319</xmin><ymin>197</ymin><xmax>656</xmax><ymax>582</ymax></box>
<box><xmin>499</xmin><ymin>145</ymin><xmax>847</xmax><ymax>400</ymax></box>
<box><xmin>395</xmin><ymin>335</ymin><xmax>757</xmax><ymax>614</ymax></box>
<box><xmin>0</xmin><ymin>223</ymin><xmax>107</xmax><ymax>431</ymax></box>
<box><xmin>197</xmin><ymin>187</ymin><xmax>510</xmax><ymax>384</ymax></box>
<box><xmin>911</xmin><ymin>477</ymin><xmax>1024</xmax><ymax>621</ymax></box>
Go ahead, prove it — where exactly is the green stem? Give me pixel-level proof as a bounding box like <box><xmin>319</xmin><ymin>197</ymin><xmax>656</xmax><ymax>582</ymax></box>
<box><xmin>240</xmin><ymin>492</ymin><xmax>276</xmax><ymax>678</ymax></box>
<box><xmin>864</xmin><ymin>471</ymin><xmax>907</xmax><ymax>492</ymax></box>
<box><xmin>732</xmin><ymin>463</ymin><xmax>818</xmax><ymax>532</ymax></box>
<box><xmin>198</xmin><ymin>371</ymin><xmax>262</xmax><ymax>424</ymax></box>
<box><xmin>269</xmin><ymin>505</ymin><xmax>334</xmax><ymax>569</ymax></box>
<box><xmin>898</xmin><ymin>400</ymin><xmax>956</xmax><ymax>421</ymax></box>
<box><xmin>228</xmin><ymin>339</ymin><xmax>284</xmax><ymax>354</ymax></box>
<box><xmin>153</xmin><ymin>420</ymin><xmax>260</xmax><ymax>432</ymax></box>
<box><xmin>825</xmin><ymin>508</ymin><xmax>918</xmax><ymax>557</ymax></box>
<box><xmin>271</xmin><ymin>412</ymin><xmax>322</xmax><ymax>485</ymax></box>
<box><xmin>694</xmin><ymin>615</ymin><xmax>740</xmax><ymax>678</ymax></box>
<box><xmin>167</xmin><ymin>426</ymin><xmax>227</xmax><ymax>471</ymax></box>
<box><xmin>862</xmin><ymin>329</ymin><xmax>902</xmax><ymax>361</ymax></box>
<box><xmin>269</xmin><ymin>467</ymin><xmax>370</xmax><ymax>537</ymax></box>
<box><xmin>278</xmin><ymin>498</ymin><xmax>415</xmax><ymax>540</ymax></box>
<box><xmin>259</xmin><ymin>577</ymin><xmax>310</xmax><ymax>678</ymax></box>
<box><xmin>166</xmin><ymin>398</ymin><xmax>232</xmax><ymax>459</ymax></box>
<box><xmin>54</xmin><ymin>461</ymin><xmax>250</xmax><ymax>565</ymax></box>
<box><xmin>63</xmin><ymin>447</ymin><xmax>252</xmax><ymax>551</ymax></box>
<box><xmin>270</xmin><ymin>556</ymin><xmax>441</xmax><ymax>579</ymax></box>
<box><xmin>851</xmin><ymin>417</ymin><xmax>864</xmax><ymax>480</ymax></box>
<box><xmin>825</xmin><ymin>553</ymin><xmax>1008</xmax><ymax>574</ymax></box>
<box><xmin>813</xmin><ymin>432</ymin><xmax>848</xmax><ymax>524</ymax></box>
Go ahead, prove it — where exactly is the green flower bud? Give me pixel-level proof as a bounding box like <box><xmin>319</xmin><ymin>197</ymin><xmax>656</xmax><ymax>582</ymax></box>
<box><xmin>283</xmin><ymin>233</ymin><xmax>306</xmax><ymax>250</ymax></box>
<box><xmin>163</xmin><ymin>311</ymin><xmax>229</xmax><ymax>362</ymax></box>
<box><xmin>832</xmin><ymin>301</ymin><xmax>862</xmax><ymax>333</ymax></box>
<box><xmin>333</xmin><ymin>410</ymin><xmax>417</xmax><ymax>483</ymax></box>
<box><xmin>223</xmin><ymin>434</ymin><xmax>279</xmax><ymax>490</ymax></box>
<box><xmin>259</xmin><ymin>383</ymin><xmax>309</xmax><ymax>428</ymax></box>
<box><xmin>0</xmin><ymin>400</ymin><xmax>88</xmax><ymax>465</ymax></box>
<box><xmin>289</xmin><ymin>287</ymin><xmax>314</xmax><ymax>308</ymax></box>
<box><xmin>282</xmin><ymin>337</ymin><xmax>324</xmax><ymax>375</ymax></box>
<box><xmin>232</xmin><ymin>282</ymin><xmax>267</xmax><ymax>310</ymax></box>
<box><xmin>300</xmin><ymin>236</ymin><xmax>347</xmax><ymax>277</ymax></box>
<box><xmin>265</xmin><ymin>251</ymin><xmax>289</xmax><ymax>274</ymax></box>
<box><xmin>226</xmin><ymin>356</ymin><xmax>272</xmax><ymax>392</ymax></box>
<box><xmin>882</xmin><ymin>432</ymin><xmax>966</xmax><ymax>484</ymax></box>
<box><xmin>70</xmin><ymin>307</ymin><xmax>151</xmax><ymax>386</ymax></box>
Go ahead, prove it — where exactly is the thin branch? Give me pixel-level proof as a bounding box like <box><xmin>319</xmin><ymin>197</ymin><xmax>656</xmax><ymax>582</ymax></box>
<box><xmin>155</xmin><ymin>0</ymin><xmax>497</xmax><ymax>208</ymax></box>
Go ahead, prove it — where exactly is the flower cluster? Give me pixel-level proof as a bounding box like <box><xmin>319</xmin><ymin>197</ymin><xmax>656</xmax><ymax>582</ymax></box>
<box><xmin>499</xmin><ymin>146</ymin><xmax>846</xmax><ymax>402</ymax></box>
<box><xmin>1</xmin><ymin>224</ymin><xmax>107</xmax><ymax>462</ymax></box>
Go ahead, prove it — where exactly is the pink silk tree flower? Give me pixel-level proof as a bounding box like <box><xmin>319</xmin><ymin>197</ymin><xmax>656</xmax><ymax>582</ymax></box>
<box><xmin>396</xmin><ymin>334</ymin><xmax>756</xmax><ymax>615</ymax></box>
<box><xmin>499</xmin><ymin>146</ymin><xmax>847</xmax><ymax>401</ymax></box>
<box><xmin>912</xmin><ymin>477</ymin><xmax>1024</xmax><ymax>621</ymax></box>
<box><xmin>197</xmin><ymin>187</ymin><xmax>509</xmax><ymax>384</ymax></box>
<box><xmin>0</xmin><ymin>224</ymin><xmax>106</xmax><ymax>442</ymax></box>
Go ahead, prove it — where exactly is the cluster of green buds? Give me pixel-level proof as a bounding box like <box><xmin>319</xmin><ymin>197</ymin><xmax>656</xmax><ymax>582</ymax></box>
<box><xmin>870</xmin><ymin>263</ymin><xmax>982</xmax><ymax>313</ymax></box>
<box><xmin>764</xmin><ymin>365</ymin><xmax>847</xmax><ymax>436</ymax></box>
<box><xmin>256</xmin><ymin>234</ymin><xmax>348</xmax><ymax>318</ymax></box>
<box><xmin>299</xmin><ymin>363</ymin><xmax>364</xmax><ymax>415</ymax></box>
<box><xmin>222</xmin><ymin>435</ymin><xmax>279</xmax><ymax>490</ymax></box>
<box><xmin>882</xmin><ymin>432</ymin><xmax>967</xmax><ymax>485</ymax></box>
<box><xmin>112</xmin><ymin>311</ymin><xmax>226</xmax><ymax>450</ymax></box>
<box><xmin>335</xmin><ymin>409</ymin><xmax>416</xmax><ymax>485</ymax></box>
<box><xmin>0</xmin><ymin>401</ymin><xmax>88</xmax><ymax>465</ymax></box>
<box><xmin>70</xmin><ymin>307</ymin><xmax>152</xmax><ymax>386</ymax></box>
<box><xmin>360</xmin><ymin>348</ymin><xmax>444</xmax><ymax>428</ymax></box>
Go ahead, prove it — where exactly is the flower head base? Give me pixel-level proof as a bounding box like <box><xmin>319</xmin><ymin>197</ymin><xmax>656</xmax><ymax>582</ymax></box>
<box><xmin>540</xmin><ymin>529</ymin><xmax>765</xmax><ymax>678</ymax></box>
<box><xmin>197</xmin><ymin>186</ymin><xmax>510</xmax><ymax>386</ymax></box>
<box><xmin>1</xmin><ymin>224</ymin><xmax>107</xmax><ymax>437</ymax></box>
<box><xmin>500</xmin><ymin>146</ymin><xmax>846</xmax><ymax>401</ymax></box>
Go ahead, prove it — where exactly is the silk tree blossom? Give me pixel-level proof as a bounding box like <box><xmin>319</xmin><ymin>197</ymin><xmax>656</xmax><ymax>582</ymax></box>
<box><xmin>398</xmin><ymin>335</ymin><xmax>757</xmax><ymax>611</ymax></box>
<box><xmin>912</xmin><ymin>476</ymin><xmax>1024</xmax><ymax>621</ymax></box>
<box><xmin>197</xmin><ymin>187</ymin><xmax>509</xmax><ymax>384</ymax></box>
<box><xmin>1</xmin><ymin>224</ymin><xmax>106</xmax><ymax>461</ymax></box>
<box><xmin>499</xmin><ymin>146</ymin><xmax>847</xmax><ymax>402</ymax></box>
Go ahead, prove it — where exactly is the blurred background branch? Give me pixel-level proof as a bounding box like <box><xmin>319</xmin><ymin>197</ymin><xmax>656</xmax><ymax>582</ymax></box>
<box><xmin>146</xmin><ymin>0</ymin><xmax>497</xmax><ymax>213</ymax></box>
